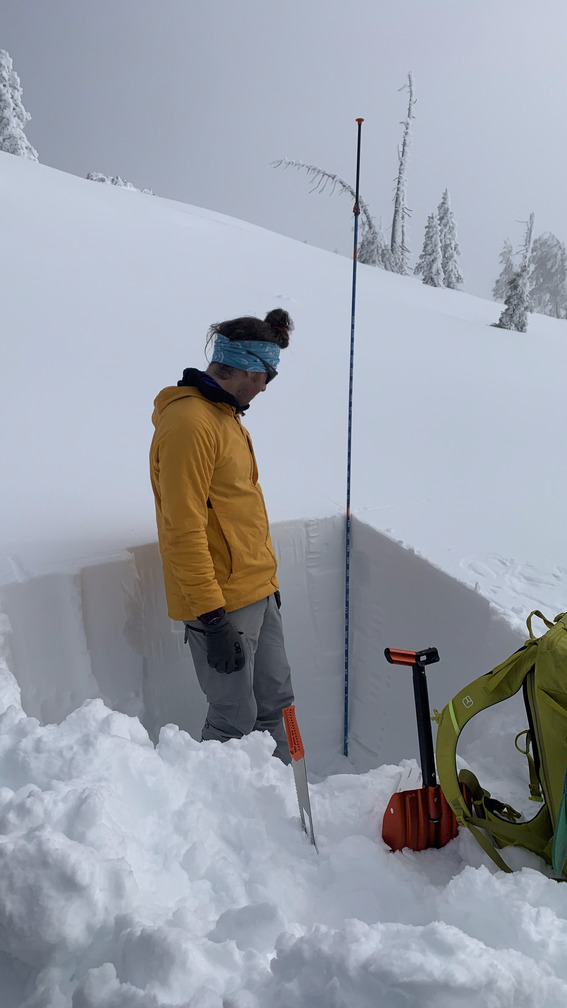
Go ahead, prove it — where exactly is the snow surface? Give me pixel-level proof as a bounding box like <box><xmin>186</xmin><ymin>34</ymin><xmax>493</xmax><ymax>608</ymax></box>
<box><xmin>1</xmin><ymin>152</ymin><xmax>567</xmax><ymax>1005</ymax></box>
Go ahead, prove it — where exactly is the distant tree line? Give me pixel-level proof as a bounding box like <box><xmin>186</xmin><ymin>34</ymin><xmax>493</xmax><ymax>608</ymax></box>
<box><xmin>494</xmin><ymin>227</ymin><xmax>566</xmax><ymax>322</ymax></box>
<box><xmin>490</xmin><ymin>216</ymin><xmax>566</xmax><ymax>332</ymax></box>
<box><xmin>273</xmin><ymin>73</ymin><xmax>566</xmax><ymax>331</ymax></box>
<box><xmin>2</xmin><ymin>51</ymin><xmax>565</xmax><ymax>330</ymax></box>
<box><xmin>273</xmin><ymin>74</ymin><xmax>466</xmax><ymax>291</ymax></box>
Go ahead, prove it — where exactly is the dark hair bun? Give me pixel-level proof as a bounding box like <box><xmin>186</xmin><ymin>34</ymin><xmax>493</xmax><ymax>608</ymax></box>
<box><xmin>264</xmin><ymin>308</ymin><xmax>294</xmax><ymax>348</ymax></box>
<box><xmin>206</xmin><ymin>309</ymin><xmax>294</xmax><ymax>351</ymax></box>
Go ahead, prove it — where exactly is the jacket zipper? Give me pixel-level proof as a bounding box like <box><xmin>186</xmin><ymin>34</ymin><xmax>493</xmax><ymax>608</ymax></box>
<box><xmin>234</xmin><ymin>411</ymin><xmax>277</xmax><ymax>572</ymax></box>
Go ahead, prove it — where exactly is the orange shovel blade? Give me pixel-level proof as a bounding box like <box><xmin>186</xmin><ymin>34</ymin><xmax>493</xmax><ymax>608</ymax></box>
<box><xmin>382</xmin><ymin>784</ymin><xmax>458</xmax><ymax>852</ymax></box>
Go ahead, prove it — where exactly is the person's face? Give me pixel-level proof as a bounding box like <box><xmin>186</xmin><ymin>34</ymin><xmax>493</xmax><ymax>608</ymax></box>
<box><xmin>236</xmin><ymin>370</ymin><xmax>268</xmax><ymax>406</ymax></box>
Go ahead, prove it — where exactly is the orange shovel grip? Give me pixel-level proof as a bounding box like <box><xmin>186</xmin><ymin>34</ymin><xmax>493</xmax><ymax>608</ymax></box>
<box><xmin>385</xmin><ymin>648</ymin><xmax>417</xmax><ymax>666</ymax></box>
<box><xmin>282</xmin><ymin>705</ymin><xmax>305</xmax><ymax>760</ymax></box>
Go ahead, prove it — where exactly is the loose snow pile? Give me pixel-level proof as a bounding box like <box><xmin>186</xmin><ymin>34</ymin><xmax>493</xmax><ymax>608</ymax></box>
<box><xmin>0</xmin><ymin>657</ymin><xmax>560</xmax><ymax>1003</ymax></box>
<box><xmin>0</xmin><ymin>152</ymin><xmax>566</xmax><ymax>1006</ymax></box>
<box><xmin>1</xmin><ymin>660</ymin><xmax>566</xmax><ymax>1007</ymax></box>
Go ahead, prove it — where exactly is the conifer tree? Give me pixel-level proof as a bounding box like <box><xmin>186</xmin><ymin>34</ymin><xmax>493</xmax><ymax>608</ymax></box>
<box><xmin>492</xmin><ymin>238</ymin><xmax>516</xmax><ymax>302</ymax></box>
<box><xmin>414</xmin><ymin>213</ymin><xmax>444</xmax><ymax>287</ymax></box>
<box><xmin>358</xmin><ymin>221</ymin><xmax>395</xmax><ymax>269</ymax></box>
<box><xmin>528</xmin><ymin>232</ymin><xmax>567</xmax><ymax>319</ymax></box>
<box><xmin>495</xmin><ymin>269</ymin><xmax>531</xmax><ymax>332</ymax></box>
<box><xmin>494</xmin><ymin>213</ymin><xmax>535</xmax><ymax>332</ymax></box>
<box><xmin>437</xmin><ymin>189</ymin><xmax>463</xmax><ymax>288</ymax></box>
<box><xmin>357</xmin><ymin>228</ymin><xmax>380</xmax><ymax>266</ymax></box>
<box><xmin>0</xmin><ymin>50</ymin><xmax>38</xmax><ymax>160</ymax></box>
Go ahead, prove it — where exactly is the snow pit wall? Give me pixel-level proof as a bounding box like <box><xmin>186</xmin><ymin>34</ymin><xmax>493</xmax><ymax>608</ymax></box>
<box><xmin>0</xmin><ymin>516</ymin><xmax>522</xmax><ymax>776</ymax></box>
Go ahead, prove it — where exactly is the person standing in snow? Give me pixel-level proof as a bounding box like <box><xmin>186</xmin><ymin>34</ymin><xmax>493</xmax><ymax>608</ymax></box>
<box><xmin>150</xmin><ymin>309</ymin><xmax>294</xmax><ymax>763</ymax></box>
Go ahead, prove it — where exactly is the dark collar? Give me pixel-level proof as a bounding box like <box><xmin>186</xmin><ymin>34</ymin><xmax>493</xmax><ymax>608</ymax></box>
<box><xmin>176</xmin><ymin>368</ymin><xmax>248</xmax><ymax>413</ymax></box>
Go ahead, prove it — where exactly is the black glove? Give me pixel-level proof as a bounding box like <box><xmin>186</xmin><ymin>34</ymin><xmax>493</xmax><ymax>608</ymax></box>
<box><xmin>199</xmin><ymin>611</ymin><xmax>245</xmax><ymax>674</ymax></box>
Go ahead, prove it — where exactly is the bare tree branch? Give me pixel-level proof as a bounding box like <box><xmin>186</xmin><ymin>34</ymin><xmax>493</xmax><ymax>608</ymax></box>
<box><xmin>271</xmin><ymin>158</ymin><xmax>378</xmax><ymax>246</ymax></box>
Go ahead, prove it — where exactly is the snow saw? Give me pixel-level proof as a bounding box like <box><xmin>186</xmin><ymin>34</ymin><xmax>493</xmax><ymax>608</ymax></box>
<box><xmin>283</xmin><ymin>705</ymin><xmax>317</xmax><ymax>851</ymax></box>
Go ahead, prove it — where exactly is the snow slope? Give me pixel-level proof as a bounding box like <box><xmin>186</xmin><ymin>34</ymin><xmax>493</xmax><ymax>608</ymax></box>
<box><xmin>0</xmin><ymin>153</ymin><xmax>566</xmax><ymax>1006</ymax></box>
<box><xmin>1</xmin><ymin>152</ymin><xmax>565</xmax><ymax>596</ymax></box>
<box><xmin>1</xmin><ymin>152</ymin><xmax>565</xmax><ymax>767</ymax></box>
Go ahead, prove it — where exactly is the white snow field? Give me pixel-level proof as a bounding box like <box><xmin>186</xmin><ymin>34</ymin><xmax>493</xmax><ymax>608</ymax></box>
<box><xmin>0</xmin><ymin>151</ymin><xmax>566</xmax><ymax>1006</ymax></box>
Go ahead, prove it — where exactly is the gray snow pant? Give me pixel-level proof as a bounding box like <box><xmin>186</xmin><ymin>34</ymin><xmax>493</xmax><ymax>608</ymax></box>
<box><xmin>184</xmin><ymin>593</ymin><xmax>294</xmax><ymax>764</ymax></box>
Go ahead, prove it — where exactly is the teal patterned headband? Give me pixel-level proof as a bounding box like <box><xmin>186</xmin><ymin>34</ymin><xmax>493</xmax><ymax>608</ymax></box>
<box><xmin>211</xmin><ymin>333</ymin><xmax>280</xmax><ymax>373</ymax></box>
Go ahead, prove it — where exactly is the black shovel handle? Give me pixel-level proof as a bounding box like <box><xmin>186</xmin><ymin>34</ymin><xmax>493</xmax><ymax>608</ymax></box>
<box><xmin>385</xmin><ymin>646</ymin><xmax>439</xmax><ymax>788</ymax></box>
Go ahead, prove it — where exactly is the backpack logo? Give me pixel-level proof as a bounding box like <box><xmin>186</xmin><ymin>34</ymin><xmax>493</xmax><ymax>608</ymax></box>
<box><xmin>462</xmin><ymin>695</ymin><xmax>474</xmax><ymax>709</ymax></box>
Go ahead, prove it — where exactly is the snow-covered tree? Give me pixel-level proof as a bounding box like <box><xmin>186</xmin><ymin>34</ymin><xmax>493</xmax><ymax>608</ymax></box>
<box><xmin>414</xmin><ymin>213</ymin><xmax>444</xmax><ymax>287</ymax></box>
<box><xmin>390</xmin><ymin>72</ymin><xmax>415</xmax><ymax>275</ymax></box>
<box><xmin>495</xmin><ymin>269</ymin><xmax>531</xmax><ymax>332</ymax></box>
<box><xmin>357</xmin><ymin>227</ymin><xmax>380</xmax><ymax>266</ymax></box>
<box><xmin>492</xmin><ymin>238</ymin><xmax>516</xmax><ymax>302</ymax></box>
<box><xmin>437</xmin><ymin>189</ymin><xmax>463</xmax><ymax>288</ymax></box>
<box><xmin>494</xmin><ymin>213</ymin><xmax>535</xmax><ymax>333</ymax></box>
<box><xmin>0</xmin><ymin>50</ymin><xmax>38</xmax><ymax>160</ymax></box>
<box><xmin>528</xmin><ymin>232</ymin><xmax>567</xmax><ymax>319</ymax></box>
<box><xmin>358</xmin><ymin>220</ymin><xmax>395</xmax><ymax>269</ymax></box>
<box><xmin>87</xmin><ymin>172</ymin><xmax>154</xmax><ymax>194</ymax></box>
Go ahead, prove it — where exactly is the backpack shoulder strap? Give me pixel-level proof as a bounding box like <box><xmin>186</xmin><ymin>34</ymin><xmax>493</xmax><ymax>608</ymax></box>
<box><xmin>435</xmin><ymin>612</ymin><xmax>567</xmax><ymax>873</ymax></box>
<box><xmin>457</xmin><ymin>768</ymin><xmax>552</xmax><ymax>873</ymax></box>
<box><xmin>435</xmin><ymin>643</ymin><xmax>538</xmax><ymax>856</ymax></box>
<box><xmin>526</xmin><ymin>610</ymin><xmax>556</xmax><ymax>637</ymax></box>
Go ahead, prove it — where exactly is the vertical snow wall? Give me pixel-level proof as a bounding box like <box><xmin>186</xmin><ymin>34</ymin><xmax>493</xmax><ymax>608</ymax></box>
<box><xmin>0</xmin><ymin>517</ymin><xmax>522</xmax><ymax>775</ymax></box>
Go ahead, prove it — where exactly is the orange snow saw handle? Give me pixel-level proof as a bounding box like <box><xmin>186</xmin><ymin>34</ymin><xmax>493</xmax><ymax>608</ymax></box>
<box><xmin>283</xmin><ymin>705</ymin><xmax>305</xmax><ymax>761</ymax></box>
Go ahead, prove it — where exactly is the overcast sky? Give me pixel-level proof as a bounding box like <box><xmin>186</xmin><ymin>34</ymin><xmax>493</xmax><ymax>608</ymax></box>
<box><xmin>2</xmin><ymin>0</ymin><xmax>566</xmax><ymax>297</ymax></box>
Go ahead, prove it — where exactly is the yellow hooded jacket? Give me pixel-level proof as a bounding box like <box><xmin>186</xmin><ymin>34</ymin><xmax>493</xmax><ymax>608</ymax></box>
<box><xmin>150</xmin><ymin>381</ymin><xmax>278</xmax><ymax>621</ymax></box>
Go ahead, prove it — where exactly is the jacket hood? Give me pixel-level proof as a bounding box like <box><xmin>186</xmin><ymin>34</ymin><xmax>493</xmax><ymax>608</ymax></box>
<box><xmin>151</xmin><ymin>385</ymin><xmax>198</xmax><ymax>426</ymax></box>
<box><xmin>152</xmin><ymin>368</ymin><xmax>246</xmax><ymax>427</ymax></box>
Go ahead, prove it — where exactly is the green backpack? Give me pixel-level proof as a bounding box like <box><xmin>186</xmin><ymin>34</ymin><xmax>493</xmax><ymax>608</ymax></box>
<box><xmin>435</xmin><ymin>610</ymin><xmax>567</xmax><ymax>875</ymax></box>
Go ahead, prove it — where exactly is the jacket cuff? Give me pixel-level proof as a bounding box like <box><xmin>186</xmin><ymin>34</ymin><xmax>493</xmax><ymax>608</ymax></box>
<box><xmin>198</xmin><ymin>606</ymin><xmax>226</xmax><ymax>625</ymax></box>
